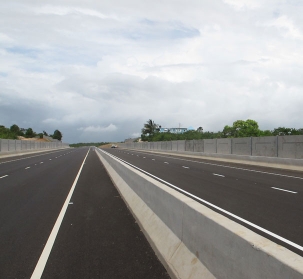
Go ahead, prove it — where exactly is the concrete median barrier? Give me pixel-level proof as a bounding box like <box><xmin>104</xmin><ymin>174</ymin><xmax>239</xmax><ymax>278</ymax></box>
<box><xmin>96</xmin><ymin>149</ymin><xmax>303</xmax><ymax>279</ymax></box>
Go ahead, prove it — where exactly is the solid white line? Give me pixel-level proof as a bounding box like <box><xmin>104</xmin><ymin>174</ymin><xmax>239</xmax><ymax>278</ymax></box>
<box><xmin>30</xmin><ymin>149</ymin><xmax>90</xmax><ymax>279</ymax></box>
<box><xmin>182</xmin><ymin>166</ymin><xmax>189</xmax><ymax>169</ymax></box>
<box><xmin>25</xmin><ymin>167</ymin><xmax>31</xmax><ymax>169</ymax></box>
<box><xmin>99</xmin><ymin>149</ymin><xmax>303</xmax><ymax>252</ymax></box>
<box><xmin>271</xmin><ymin>187</ymin><xmax>297</xmax><ymax>194</ymax></box>
<box><xmin>129</xmin><ymin>151</ymin><xmax>303</xmax><ymax>180</ymax></box>
<box><xmin>0</xmin><ymin>175</ymin><xmax>8</xmax><ymax>179</ymax></box>
<box><xmin>213</xmin><ymin>173</ymin><xmax>225</xmax><ymax>177</ymax></box>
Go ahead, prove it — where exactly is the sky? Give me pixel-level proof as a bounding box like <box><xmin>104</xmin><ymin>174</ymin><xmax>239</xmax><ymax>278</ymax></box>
<box><xmin>0</xmin><ymin>0</ymin><xmax>303</xmax><ymax>143</ymax></box>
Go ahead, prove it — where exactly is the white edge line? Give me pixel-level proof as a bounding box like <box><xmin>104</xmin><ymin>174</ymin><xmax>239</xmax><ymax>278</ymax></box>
<box><xmin>99</xmin><ymin>148</ymin><xmax>303</xmax><ymax>252</ymax></box>
<box><xmin>271</xmin><ymin>187</ymin><xmax>297</xmax><ymax>194</ymax></box>
<box><xmin>30</xmin><ymin>149</ymin><xmax>90</xmax><ymax>279</ymax></box>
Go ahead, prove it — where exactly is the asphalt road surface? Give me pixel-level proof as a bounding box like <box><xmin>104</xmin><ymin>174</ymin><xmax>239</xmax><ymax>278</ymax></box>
<box><xmin>103</xmin><ymin>148</ymin><xmax>303</xmax><ymax>257</ymax></box>
<box><xmin>0</xmin><ymin>147</ymin><xmax>170</xmax><ymax>279</ymax></box>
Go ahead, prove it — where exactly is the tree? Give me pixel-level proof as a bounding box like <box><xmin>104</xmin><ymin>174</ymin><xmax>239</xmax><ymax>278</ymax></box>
<box><xmin>196</xmin><ymin>127</ymin><xmax>203</xmax><ymax>133</ymax></box>
<box><xmin>141</xmin><ymin>119</ymin><xmax>159</xmax><ymax>139</ymax></box>
<box><xmin>10</xmin><ymin>124</ymin><xmax>20</xmax><ymax>134</ymax></box>
<box><xmin>223</xmin><ymin>119</ymin><xmax>260</xmax><ymax>138</ymax></box>
<box><xmin>43</xmin><ymin>130</ymin><xmax>49</xmax><ymax>136</ymax></box>
<box><xmin>52</xmin><ymin>130</ymin><xmax>62</xmax><ymax>141</ymax></box>
<box><xmin>25</xmin><ymin>128</ymin><xmax>35</xmax><ymax>138</ymax></box>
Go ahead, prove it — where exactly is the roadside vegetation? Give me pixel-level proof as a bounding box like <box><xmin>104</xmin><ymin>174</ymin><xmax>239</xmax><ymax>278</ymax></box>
<box><xmin>69</xmin><ymin>142</ymin><xmax>110</xmax><ymax>148</ymax></box>
<box><xmin>0</xmin><ymin>124</ymin><xmax>63</xmax><ymax>141</ymax></box>
<box><xmin>141</xmin><ymin>119</ymin><xmax>303</xmax><ymax>142</ymax></box>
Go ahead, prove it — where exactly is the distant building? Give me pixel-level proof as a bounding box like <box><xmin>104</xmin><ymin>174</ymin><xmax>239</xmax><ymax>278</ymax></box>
<box><xmin>159</xmin><ymin>127</ymin><xmax>187</xmax><ymax>134</ymax></box>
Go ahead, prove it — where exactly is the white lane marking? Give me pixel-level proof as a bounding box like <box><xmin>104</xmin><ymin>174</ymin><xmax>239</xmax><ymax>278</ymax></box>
<box><xmin>152</xmin><ymin>159</ymin><xmax>155</xmax><ymax>161</ymax></box>
<box><xmin>143</xmin><ymin>157</ymin><xmax>146</xmax><ymax>159</ymax></box>
<box><xmin>69</xmin><ymin>202</ymin><xmax>73</xmax><ymax>205</ymax></box>
<box><xmin>25</xmin><ymin>167</ymin><xmax>31</xmax><ymax>169</ymax></box>
<box><xmin>271</xmin><ymin>187</ymin><xmax>297</xmax><ymax>194</ymax></box>
<box><xmin>100</xmin><ymin>149</ymin><xmax>303</xmax><ymax>253</ymax></box>
<box><xmin>137</xmin><ymin>155</ymin><xmax>139</xmax><ymax>157</ymax></box>
<box><xmin>128</xmin><ymin>151</ymin><xmax>303</xmax><ymax>180</ymax></box>
<box><xmin>40</xmin><ymin>162</ymin><xmax>43</xmax><ymax>164</ymax></box>
<box><xmin>182</xmin><ymin>166</ymin><xmax>189</xmax><ymax>169</ymax></box>
<box><xmin>213</xmin><ymin>173</ymin><xmax>225</xmax><ymax>177</ymax></box>
<box><xmin>49</xmin><ymin>159</ymin><xmax>52</xmax><ymax>160</ymax></box>
<box><xmin>31</xmin><ymin>149</ymin><xmax>90</xmax><ymax>279</ymax></box>
<box><xmin>164</xmin><ymin>162</ymin><xmax>169</xmax><ymax>164</ymax></box>
<box><xmin>0</xmin><ymin>175</ymin><xmax>8</xmax><ymax>179</ymax></box>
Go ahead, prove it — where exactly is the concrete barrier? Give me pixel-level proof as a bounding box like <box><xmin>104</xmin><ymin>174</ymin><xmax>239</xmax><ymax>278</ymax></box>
<box><xmin>252</xmin><ymin>136</ymin><xmax>277</xmax><ymax>157</ymax></box>
<box><xmin>217</xmin><ymin>138</ymin><xmax>231</xmax><ymax>154</ymax></box>
<box><xmin>279</xmin><ymin>135</ymin><xmax>303</xmax><ymax>159</ymax></box>
<box><xmin>232</xmin><ymin>137</ymin><xmax>251</xmax><ymax>155</ymax></box>
<box><xmin>97</xmin><ymin>149</ymin><xmax>303</xmax><ymax>279</ymax></box>
<box><xmin>185</xmin><ymin>140</ymin><xmax>194</xmax><ymax>152</ymax></box>
<box><xmin>194</xmin><ymin>139</ymin><xmax>204</xmax><ymax>152</ymax></box>
<box><xmin>204</xmin><ymin>139</ymin><xmax>216</xmax><ymax>153</ymax></box>
<box><xmin>177</xmin><ymin>140</ymin><xmax>185</xmax><ymax>151</ymax></box>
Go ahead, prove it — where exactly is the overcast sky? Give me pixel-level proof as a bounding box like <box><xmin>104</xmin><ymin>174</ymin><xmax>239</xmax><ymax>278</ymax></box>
<box><xmin>1</xmin><ymin>0</ymin><xmax>303</xmax><ymax>143</ymax></box>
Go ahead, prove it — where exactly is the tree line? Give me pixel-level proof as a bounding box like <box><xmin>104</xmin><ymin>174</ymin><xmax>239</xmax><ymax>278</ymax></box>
<box><xmin>69</xmin><ymin>142</ymin><xmax>109</xmax><ymax>148</ymax></box>
<box><xmin>0</xmin><ymin>124</ymin><xmax>63</xmax><ymax>141</ymax></box>
<box><xmin>141</xmin><ymin>119</ymin><xmax>303</xmax><ymax>142</ymax></box>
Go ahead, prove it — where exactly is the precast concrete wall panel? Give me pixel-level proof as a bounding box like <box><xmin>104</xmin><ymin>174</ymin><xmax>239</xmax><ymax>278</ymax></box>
<box><xmin>194</xmin><ymin>140</ymin><xmax>204</xmax><ymax>152</ymax></box>
<box><xmin>232</xmin><ymin>138</ymin><xmax>251</xmax><ymax>155</ymax></box>
<box><xmin>252</xmin><ymin>136</ymin><xmax>277</xmax><ymax>157</ymax></box>
<box><xmin>1</xmin><ymin>139</ymin><xmax>9</xmax><ymax>152</ymax></box>
<box><xmin>9</xmin><ymin>140</ymin><xmax>16</xmax><ymax>151</ymax></box>
<box><xmin>278</xmin><ymin>135</ymin><xmax>303</xmax><ymax>159</ymax></box>
<box><xmin>16</xmin><ymin>140</ymin><xmax>22</xmax><ymax>151</ymax></box>
<box><xmin>185</xmin><ymin>140</ymin><xmax>194</xmax><ymax>152</ymax></box>
<box><xmin>166</xmin><ymin>141</ymin><xmax>172</xmax><ymax>151</ymax></box>
<box><xmin>21</xmin><ymin>141</ymin><xmax>27</xmax><ymax>150</ymax></box>
<box><xmin>172</xmin><ymin>141</ymin><xmax>178</xmax><ymax>151</ymax></box>
<box><xmin>204</xmin><ymin>139</ymin><xmax>216</xmax><ymax>153</ymax></box>
<box><xmin>161</xmin><ymin>141</ymin><xmax>167</xmax><ymax>150</ymax></box>
<box><xmin>31</xmin><ymin>141</ymin><xmax>35</xmax><ymax>149</ymax></box>
<box><xmin>177</xmin><ymin>140</ymin><xmax>185</xmax><ymax>151</ymax></box>
<box><xmin>217</xmin><ymin>138</ymin><xmax>231</xmax><ymax>154</ymax></box>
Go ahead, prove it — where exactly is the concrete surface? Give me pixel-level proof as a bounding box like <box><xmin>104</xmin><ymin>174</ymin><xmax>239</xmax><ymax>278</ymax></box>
<box><xmin>97</xmin><ymin>148</ymin><xmax>303</xmax><ymax>279</ymax></box>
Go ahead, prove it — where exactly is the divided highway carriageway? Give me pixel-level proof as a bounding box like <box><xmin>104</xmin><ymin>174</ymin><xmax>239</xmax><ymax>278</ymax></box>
<box><xmin>105</xmin><ymin>148</ymin><xmax>303</xmax><ymax>257</ymax></box>
<box><xmin>0</xmin><ymin>147</ymin><xmax>169</xmax><ymax>279</ymax></box>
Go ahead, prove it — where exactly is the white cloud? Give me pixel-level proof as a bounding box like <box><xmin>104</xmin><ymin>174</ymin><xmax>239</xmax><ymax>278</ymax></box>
<box><xmin>1</xmin><ymin>0</ymin><xmax>303</xmax><ymax>143</ymax></box>
<box><xmin>78</xmin><ymin>124</ymin><xmax>117</xmax><ymax>133</ymax></box>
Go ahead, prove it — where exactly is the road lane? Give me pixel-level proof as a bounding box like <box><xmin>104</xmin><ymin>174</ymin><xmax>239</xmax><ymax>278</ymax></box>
<box><xmin>0</xmin><ymin>148</ymin><xmax>88</xmax><ymax>279</ymax></box>
<box><xmin>103</xmin><ymin>148</ymin><xmax>303</xmax><ymax>256</ymax></box>
<box><xmin>41</xmin><ymin>148</ymin><xmax>169</xmax><ymax>279</ymax></box>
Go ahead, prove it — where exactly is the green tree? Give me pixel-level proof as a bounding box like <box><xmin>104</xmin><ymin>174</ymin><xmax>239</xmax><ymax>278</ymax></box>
<box><xmin>25</xmin><ymin>128</ymin><xmax>35</xmax><ymax>138</ymax></box>
<box><xmin>10</xmin><ymin>124</ymin><xmax>20</xmax><ymax>134</ymax></box>
<box><xmin>223</xmin><ymin>119</ymin><xmax>260</xmax><ymax>138</ymax></box>
<box><xmin>141</xmin><ymin>119</ymin><xmax>160</xmax><ymax>140</ymax></box>
<box><xmin>52</xmin><ymin>130</ymin><xmax>63</xmax><ymax>141</ymax></box>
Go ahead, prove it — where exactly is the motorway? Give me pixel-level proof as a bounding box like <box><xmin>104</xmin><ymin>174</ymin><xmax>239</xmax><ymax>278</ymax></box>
<box><xmin>0</xmin><ymin>148</ymin><xmax>169</xmax><ymax>279</ymax></box>
<box><xmin>103</xmin><ymin>148</ymin><xmax>303</xmax><ymax>257</ymax></box>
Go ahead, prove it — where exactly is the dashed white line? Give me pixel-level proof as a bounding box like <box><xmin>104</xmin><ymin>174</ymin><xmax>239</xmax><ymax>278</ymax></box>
<box><xmin>271</xmin><ymin>187</ymin><xmax>297</xmax><ymax>194</ymax></box>
<box><xmin>182</xmin><ymin>166</ymin><xmax>189</xmax><ymax>169</ymax></box>
<box><xmin>143</xmin><ymin>157</ymin><xmax>146</xmax><ymax>159</ymax></box>
<box><xmin>164</xmin><ymin>162</ymin><xmax>169</xmax><ymax>164</ymax></box>
<box><xmin>213</xmin><ymin>173</ymin><xmax>225</xmax><ymax>177</ymax></box>
<box><xmin>152</xmin><ymin>159</ymin><xmax>155</xmax><ymax>161</ymax></box>
<box><xmin>49</xmin><ymin>159</ymin><xmax>52</xmax><ymax>160</ymax></box>
<box><xmin>40</xmin><ymin>162</ymin><xmax>43</xmax><ymax>164</ymax></box>
<box><xmin>25</xmin><ymin>167</ymin><xmax>31</xmax><ymax>169</ymax></box>
<box><xmin>0</xmin><ymin>175</ymin><xmax>8</xmax><ymax>179</ymax></box>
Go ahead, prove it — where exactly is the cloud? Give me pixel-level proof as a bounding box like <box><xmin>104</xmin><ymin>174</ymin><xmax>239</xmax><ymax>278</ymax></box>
<box><xmin>1</xmin><ymin>0</ymin><xmax>303</xmax><ymax>144</ymax></box>
<box><xmin>78</xmin><ymin>124</ymin><xmax>117</xmax><ymax>133</ymax></box>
